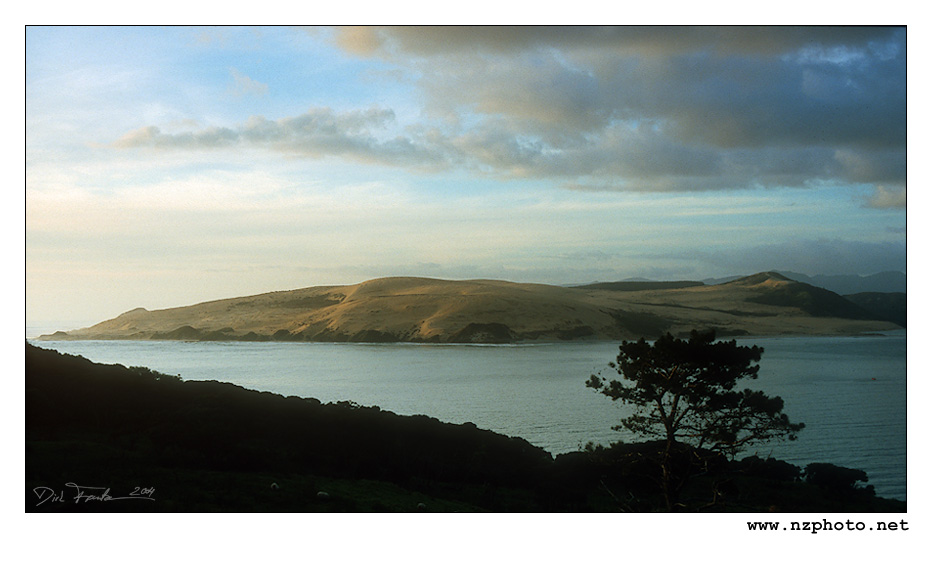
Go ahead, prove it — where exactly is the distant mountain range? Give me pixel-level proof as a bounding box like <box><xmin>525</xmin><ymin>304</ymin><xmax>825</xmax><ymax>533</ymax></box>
<box><xmin>40</xmin><ymin>272</ymin><xmax>903</xmax><ymax>343</ymax></box>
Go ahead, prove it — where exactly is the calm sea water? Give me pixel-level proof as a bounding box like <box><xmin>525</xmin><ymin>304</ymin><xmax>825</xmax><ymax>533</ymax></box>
<box><xmin>28</xmin><ymin>331</ymin><xmax>907</xmax><ymax>501</ymax></box>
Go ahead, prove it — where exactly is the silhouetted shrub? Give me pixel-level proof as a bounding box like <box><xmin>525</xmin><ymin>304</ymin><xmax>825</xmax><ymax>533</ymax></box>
<box><xmin>737</xmin><ymin>456</ymin><xmax>801</xmax><ymax>482</ymax></box>
<box><xmin>804</xmin><ymin>462</ymin><xmax>874</xmax><ymax>496</ymax></box>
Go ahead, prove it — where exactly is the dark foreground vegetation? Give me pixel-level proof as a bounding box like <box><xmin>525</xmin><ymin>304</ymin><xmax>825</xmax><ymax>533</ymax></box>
<box><xmin>26</xmin><ymin>343</ymin><xmax>905</xmax><ymax>513</ymax></box>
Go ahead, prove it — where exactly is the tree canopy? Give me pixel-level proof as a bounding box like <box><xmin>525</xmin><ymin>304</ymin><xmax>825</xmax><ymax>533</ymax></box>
<box><xmin>587</xmin><ymin>330</ymin><xmax>804</xmax><ymax>458</ymax></box>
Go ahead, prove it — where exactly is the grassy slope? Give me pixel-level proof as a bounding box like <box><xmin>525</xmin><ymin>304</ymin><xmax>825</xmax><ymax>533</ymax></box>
<box><xmin>41</xmin><ymin>273</ymin><xmax>901</xmax><ymax>343</ymax></box>
<box><xmin>26</xmin><ymin>344</ymin><xmax>905</xmax><ymax>512</ymax></box>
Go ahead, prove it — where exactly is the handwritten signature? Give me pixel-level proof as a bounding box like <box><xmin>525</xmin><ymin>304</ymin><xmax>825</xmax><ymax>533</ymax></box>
<box><xmin>33</xmin><ymin>483</ymin><xmax>156</xmax><ymax>507</ymax></box>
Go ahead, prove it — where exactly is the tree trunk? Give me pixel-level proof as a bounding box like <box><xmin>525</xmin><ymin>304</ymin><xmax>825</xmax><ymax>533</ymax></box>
<box><xmin>661</xmin><ymin>438</ymin><xmax>674</xmax><ymax>511</ymax></box>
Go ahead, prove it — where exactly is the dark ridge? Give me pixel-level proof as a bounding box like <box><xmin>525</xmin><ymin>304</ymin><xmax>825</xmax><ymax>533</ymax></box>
<box><xmin>150</xmin><ymin>325</ymin><xmax>203</xmax><ymax>340</ymax></box>
<box><xmin>449</xmin><ymin>322</ymin><xmax>516</xmax><ymax>343</ymax></box>
<box><xmin>604</xmin><ymin>309</ymin><xmax>672</xmax><ymax>338</ymax></box>
<box><xmin>844</xmin><ymin>292</ymin><xmax>907</xmax><ymax>327</ymax></box>
<box><xmin>747</xmin><ymin>282</ymin><xmax>879</xmax><ymax>320</ymax></box>
<box><xmin>555</xmin><ymin>325</ymin><xmax>596</xmax><ymax>340</ymax></box>
<box><xmin>148</xmin><ymin>326</ymin><xmax>276</xmax><ymax>342</ymax></box>
<box><xmin>271</xmin><ymin>329</ymin><xmax>303</xmax><ymax>341</ymax></box>
<box><xmin>348</xmin><ymin>329</ymin><xmax>402</xmax><ymax>343</ymax></box>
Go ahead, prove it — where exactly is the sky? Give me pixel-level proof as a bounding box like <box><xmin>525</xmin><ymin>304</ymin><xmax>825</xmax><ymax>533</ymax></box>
<box><xmin>25</xmin><ymin>26</ymin><xmax>907</xmax><ymax>326</ymax></box>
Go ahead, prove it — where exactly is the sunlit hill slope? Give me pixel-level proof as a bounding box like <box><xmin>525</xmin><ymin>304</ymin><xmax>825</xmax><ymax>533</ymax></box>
<box><xmin>40</xmin><ymin>272</ymin><xmax>901</xmax><ymax>343</ymax></box>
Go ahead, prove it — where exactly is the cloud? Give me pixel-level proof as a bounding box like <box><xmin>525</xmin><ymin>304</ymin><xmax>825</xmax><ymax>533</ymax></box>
<box><xmin>113</xmin><ymin>27</ymin><xmax>905</xmax><ymax>194</ymax></box>
<box><xmin>834</xmin><ymin>148</ymin><xmax>906</xmax><ymax>184</ymax></box>
<box><xmin>332</xmin><ymin>26</ymin><xmax>905</xmax><ymax>191</ymax></box>
<box><xmin>332</xmin><ymin>26</ymin><xmax>899</xmax><ymax>58</ymax></box>
<box><xmin>229</xmin><ymin>67</ymin><xmax>268</xmax><ymax>96</ymax></box>
<box><xmin>863</xmin><ymin>185</ymin><xmax>906</xmax><ymax>209</ymax></box>
<box><xmin>114</xmin><ymin>125</ymin><xmax>239</xmax><ymax>149</ymax></box>
<box><xmin>114</xmin><ymin>107</ymin><xmax>450</xmax><ymax>169</ymax></box>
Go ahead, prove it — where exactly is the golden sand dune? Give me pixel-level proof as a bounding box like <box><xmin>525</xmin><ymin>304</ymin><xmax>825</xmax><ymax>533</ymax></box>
<box><xmin>40</xmin><ymin>272</ymin><xmax>901</xmax><ymax>342</ymax></box>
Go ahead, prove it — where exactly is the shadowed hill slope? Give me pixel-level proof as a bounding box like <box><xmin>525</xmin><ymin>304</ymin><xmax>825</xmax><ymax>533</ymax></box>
<box><xmin>40</xmin><ymin>272</ymin><xmax>901</xmax><ymax>343</ymax></box>
<box><xmin>844</xmin><ymin>292</ymin><xmax>906</xmax><ymax>327</ymax></box>
<box><xmin>26</xmin><ymin>344</ymin><xmax>553</xmax><ymax>502</ymax></box>
<box><xmin>26</xmin><ymin>344</ymin><xmax>905</xmax><ymax>512</ymax></box>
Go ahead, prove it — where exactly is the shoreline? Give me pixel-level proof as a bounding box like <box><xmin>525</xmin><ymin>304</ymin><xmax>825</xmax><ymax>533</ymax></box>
<box><xmin>30</xmin><ymin>327</ymin><xmax>907</xmax><ymax>344</ymax></box>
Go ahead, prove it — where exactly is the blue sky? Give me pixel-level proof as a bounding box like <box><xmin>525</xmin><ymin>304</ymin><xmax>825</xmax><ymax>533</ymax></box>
<box><xmin>25</xmin><ymin>26</ymin><xmax>907</xmax><ymax>325</ymax></box>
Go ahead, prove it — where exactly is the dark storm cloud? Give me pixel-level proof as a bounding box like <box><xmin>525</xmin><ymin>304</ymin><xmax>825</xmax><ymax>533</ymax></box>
<box><xmin>334</xmin><ymin>26</ymin><xmax>905</xmax><ymax>194</ymax></box>
<box><xmin>333</xmin><ymin>26</ymin><xmax>899</xmax><ymax>58</ymax></box>
<box><xmin>341</xmin><ymin>26</ymin><xmax>905</xmax><ymax>192</ymax></box>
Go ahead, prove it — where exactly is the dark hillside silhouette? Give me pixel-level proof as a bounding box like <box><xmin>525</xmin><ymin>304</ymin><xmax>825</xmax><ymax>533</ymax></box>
<box><xmin>844</xmin><ymin>292</ymin><xmax>906</xmax><ymax>327</ymax></box>
<box><xmin>26</xmin><ymin>344</ymin><xmax>551</xmax><ymax>487</ymax></box>
<box><xmin>26</xmin><ymin>344</ymin><xmax>905</xmax><ymax>512</ymax></box>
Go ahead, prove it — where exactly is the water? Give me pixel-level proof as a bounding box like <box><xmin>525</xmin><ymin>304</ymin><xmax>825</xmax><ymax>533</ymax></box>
<box><xmin>28</xmin><ymin>332</ymin><xmax>907</xmax><ymax>501</ymax></box>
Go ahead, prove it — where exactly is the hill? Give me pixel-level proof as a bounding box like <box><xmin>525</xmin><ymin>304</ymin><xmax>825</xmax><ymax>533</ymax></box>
<box><xmin>26</xmin><ymin>343</ymin><xmax>905</xmax><ymax>512</ymax></box>
<box><xmin>39</xmin><ymin>272</ymin><xmax>901</xmax><ymax>343</ymax></box>
<box><xmin>706</xmin><ymin>270</ymin><xmax>906</xmax><ymax>295</ymax></box>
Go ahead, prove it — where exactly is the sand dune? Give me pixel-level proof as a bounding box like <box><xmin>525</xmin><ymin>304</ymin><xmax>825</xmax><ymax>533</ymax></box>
<box><xmin>40</xmin><ymin>272</ymin><xmax>902</xmax><ymax>342</ymax></box>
